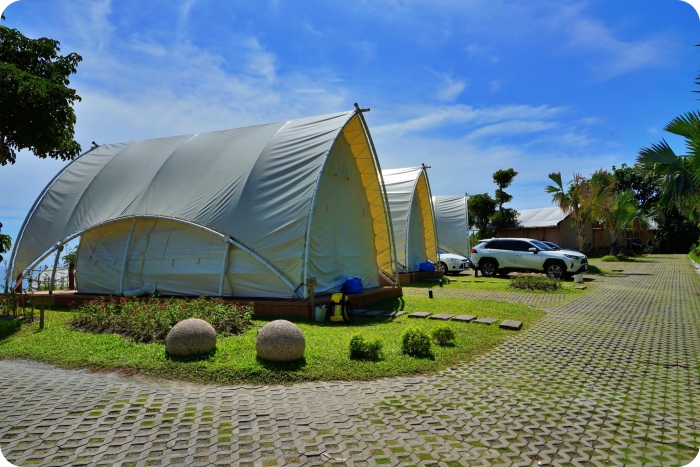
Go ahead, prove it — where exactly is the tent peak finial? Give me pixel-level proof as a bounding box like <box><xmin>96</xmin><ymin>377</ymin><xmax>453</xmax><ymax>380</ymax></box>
<box><xmin>354</xmin><ymin>103</ymin><xmax>370</xmax><ymax>113</ymax></box>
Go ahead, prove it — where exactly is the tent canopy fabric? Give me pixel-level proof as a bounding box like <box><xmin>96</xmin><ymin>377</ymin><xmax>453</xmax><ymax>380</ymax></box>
<box><xmin>432</xmin><ymin>195</ymin><xmax>470</xmax><ymax>257</ymax></box>
<box><xmin>9</xmin><ymin>110</ymin><xmax>396</xmax><ymax>298</ymax></box>
<box><xmin>515</xmin><ymin>207</ymin><xmax>569</xmax><ymax>228</ymax></box>
<box><xmin>381</xmin><ymin>167</ymin><xmax>438</xmax><ymax>272</ymax></box>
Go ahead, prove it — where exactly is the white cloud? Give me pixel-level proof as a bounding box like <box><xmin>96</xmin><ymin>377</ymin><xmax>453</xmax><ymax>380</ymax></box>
<box><xmin>566</xmin><ymin>18</ymin><xmax>669</xmax><ymax>79</ymax></box>
<box><xmin>244</xmin><ymin>37</ymin><xmax>277</xmax><ymax>82</ymax></box>
<box><xmin>435</xmin><ymin>75</ymin><xmax>466</xmax><ymax>101</ymax></box>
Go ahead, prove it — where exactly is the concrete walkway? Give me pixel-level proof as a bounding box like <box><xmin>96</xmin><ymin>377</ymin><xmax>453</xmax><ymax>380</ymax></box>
<box><xmin>1</xmin><ymin>255</ymin><xmax>698</xmax><ymax>466</ymax></box>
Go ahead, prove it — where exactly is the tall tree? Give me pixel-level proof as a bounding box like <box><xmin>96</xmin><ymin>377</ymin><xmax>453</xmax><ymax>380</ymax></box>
<box><xmin>0</xmin><ymin>25</ymin><xmax>82</xmax><ymax>165</ymax></box>
<box><xmin>545</xmin><ymin>170</ymin><xmax>616</xmax><ymax>253</ymax></box>
<box><xmin>490</xmin><ymin>168</ymin><xmax>519</xmax><ymax>229</ymax></box>
<box><xmin>468</xmin><ymin>193</ymin><xmax>497</xmax><ymax>239</ymax></box>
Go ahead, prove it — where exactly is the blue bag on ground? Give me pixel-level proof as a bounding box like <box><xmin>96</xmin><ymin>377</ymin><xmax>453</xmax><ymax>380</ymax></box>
<box><xmin>343</xmin><ymin>277</ymin><xmax>364</xmax><ymax>294</ymax></box>
<box><xmin>418</xmin><ymin>261</ymin><xmax>435</xmax><ymax>272</ymax></box>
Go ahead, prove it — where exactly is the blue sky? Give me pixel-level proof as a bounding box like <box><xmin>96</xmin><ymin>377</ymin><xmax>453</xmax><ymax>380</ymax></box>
<box><xmin>1</xmin><ymin>0</ymin><xmax>699</xmax><ymax>254</ymax></box>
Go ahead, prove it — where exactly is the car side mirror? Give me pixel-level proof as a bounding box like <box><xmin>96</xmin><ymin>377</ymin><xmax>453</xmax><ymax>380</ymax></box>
<box><xmin>528</xmin><ymin>247</ymin><xmax>538</xmax><ymax>253</ymax></box>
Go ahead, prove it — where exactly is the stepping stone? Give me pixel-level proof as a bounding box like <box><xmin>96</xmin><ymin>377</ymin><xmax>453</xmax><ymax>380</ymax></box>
<box><xmin>352</xmin><ymin>309</ymin><xmax>370</xmax><ymax>316</ymax></box>
<box><xmin>429</xmin><ymin>313</ymin><xmax>454</xmax><ymax>320</ymax></box>
<box><xmin>499</xmin><ymin>320</ymin><xmax>522</xmax><ymax>330</ymax></box>
<box><xmin>408</xmin><ymin>312</ymin><xmax>431</xmax><ymax>319</ymax></box>
<box><xmin>474</xmin><ymin>317</ymin><xmax>497</xmax><ymax>325</ymax></box>
<box><xmin>574</xmin><ymin>286</ymin><xmax>587</xmax><ymax>290</ymax></box>
<box><xmin>490</xmin><ymin>281</ymin><xmax>498</xmax><ymax>284</ymax></box>
<box><xmin>453</xmin><ymin>315</ymin><xmax>476</xmax><ymax>322</ymax></box>
<box><xmin>364</xmin><ymin>310</ymin><xmax>387</xmax><ymax>317</ymax></box>
<box><xmin>474</xmin><ymin>280</ymin><xmax>485</xmax><ymax>283</ymax></box>
<box><xmin>387</xmin><ymin>311</ymin><xmax>405</xmax><ymax>318</ymax></box>
<box><xmin>461</xmin><ymin>280</ymin><xmax>471</xmax><ymax>283</ymax></box>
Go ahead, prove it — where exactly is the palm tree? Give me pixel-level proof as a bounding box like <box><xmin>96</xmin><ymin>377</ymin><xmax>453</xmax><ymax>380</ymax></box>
<box><xmin>545</xmin><ymin>170</ymin><xmax>616</xmax><ymax>253</ymax></box>
<box><xmin>601</xmin><ymin>190</ymin><xmax>649</xmax><ymax>256</ymax></box>
<box><xmin>637</xmin><ymin>111</ymin><xmax>700</xmax><ymax>221</ymax></box>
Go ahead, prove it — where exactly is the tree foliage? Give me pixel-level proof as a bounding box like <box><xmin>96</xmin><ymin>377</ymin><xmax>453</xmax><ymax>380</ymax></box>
<box><xmin>0</xmin><ymin>25</ymin><xmax>82</xmax><ymax>165</ymax></box>
<box><xmin>489</xmin><ymin>168</ymin><xmax>519</xmax><ymax>230</ymax></box>
<box><xmin>636</xmin><ymin>111</ymin><xmax>700</xmax><ymax>221</ymax></box>
<box><xmin>468</xmin><ymin>193</ymin><xmax>497</xmax><ymax>238</ymax></box>
<box><xmin>611</xmin><ymin>163</ymin><xmax>660</xmax><ymax>214</ymax></box>
<box><xmin>0</xmin><ymin>222</ymin><xmax>11</xmax><ymax>263</ymax></box>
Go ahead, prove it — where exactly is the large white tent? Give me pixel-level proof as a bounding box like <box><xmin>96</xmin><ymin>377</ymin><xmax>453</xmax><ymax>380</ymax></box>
<box><xmin>432</xmin><ymin>195</ymin><xmax>470</xmax><ymax>257</ymax></box>
<box><xmin>381</xmin><ymin>167</ymin><xmax>438</xmax><ymax>272</ymax></box>
<box><xmin>8</xmin><ymin>110</ymin><xmax>397</xmax><ymax>299</ymax></box>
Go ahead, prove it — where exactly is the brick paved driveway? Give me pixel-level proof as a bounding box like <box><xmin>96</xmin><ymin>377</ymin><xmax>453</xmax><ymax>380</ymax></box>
<box><xmin>1</xmin><ymin>255</ymin><xmax>698</xmax><ymax>466</ymax></box>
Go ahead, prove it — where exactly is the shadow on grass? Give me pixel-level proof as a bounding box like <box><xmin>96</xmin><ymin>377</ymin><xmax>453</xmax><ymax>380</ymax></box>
<box><xmin>256</xmin><ymin>356</ymin><xmax>307</xmax><ymax>371</ymax></box>
<box><xmin>165</xmin><ymin>347</ymin><xmax>218</xmax><ymax>362</ymax></box>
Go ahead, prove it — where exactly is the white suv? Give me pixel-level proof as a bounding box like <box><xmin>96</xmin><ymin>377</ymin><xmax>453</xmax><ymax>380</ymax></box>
<box><xmin>471</xmin><ymin>238</ymin><xmax>588</xmax><ymax>279</ymax></box>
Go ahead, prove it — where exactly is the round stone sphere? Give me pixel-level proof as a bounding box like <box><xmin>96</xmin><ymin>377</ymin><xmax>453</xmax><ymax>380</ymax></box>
<box><xmin>256</xmin><ymin>320</ymin><xmax>305</xmax><ymax>362</ymax></box>
<box><xmin>165</xmin><ymin>318</ymin><xmax>217</xmax><ymax>357</ymax></box>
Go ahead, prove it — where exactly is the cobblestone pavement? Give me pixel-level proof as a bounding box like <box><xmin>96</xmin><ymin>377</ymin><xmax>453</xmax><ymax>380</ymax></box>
<box><xmin>1</xmin><ymin>255</ymin><xmax>699</xmax><ymax>466</ymax></box>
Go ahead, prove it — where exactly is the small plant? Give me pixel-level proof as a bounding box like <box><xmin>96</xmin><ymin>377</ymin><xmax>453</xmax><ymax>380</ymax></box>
<box><xmin>348</xmin><ymin>334</ymin><xmax>383</xmax><ymax>361</ymax></box>
<box><xmin>401</xmin><ymin>326</ymin><xmax>432</xmax><ymax>358</ymax></box>
<box><xmin>509</xmin><ymin>273</ymin><xmax>561</xmax><ymax>291</ymax></box>
<box><xmin>431</xmin><ymin>325</ymin><xmax>456</xmax><ymax>346</ymax></box>
<box><xmin>600</xmin><ymin>254</ymin><xmax>634</xmax><ymax>262</ymax></box>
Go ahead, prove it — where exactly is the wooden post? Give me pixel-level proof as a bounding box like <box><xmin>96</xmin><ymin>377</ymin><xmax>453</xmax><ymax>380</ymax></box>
<box><xmin>306</xmin><ymin>277</ymin><xmax>317</xmax><ymax>320</ymax></box>
<box><xmin>32</xmin><ymin>295</ymin><xmax>54</xmax><ymax>330</ymax></box>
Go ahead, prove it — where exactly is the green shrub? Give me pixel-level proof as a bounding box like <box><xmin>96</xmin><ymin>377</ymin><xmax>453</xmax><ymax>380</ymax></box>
<box><xmin>431</xmin><ymin>325</ymin><xmax>456</xmax><ymax>346</ymax></box>
<box><xmin>69</xmin><ymin>297</ymin><xmax>253</xmax><ymax>343</ymax></box>
<box><xmin>509</xmin><ymin>273</ymin><xmax>561</xmax><ymax>291</ymax></box>
<box><xmin>348</xmin><ymin>334</ymin><xmax>383</xmax><ymax>361</ymax></box>
<box><xmin>401</xmin><ymin>326</ymin><xmax>432</xmax><ymax>358</ymax></box>
<box><xmin>0</xmin><ymin>319</ymin><xmax>21</xmax><ymax>338</ymax></box>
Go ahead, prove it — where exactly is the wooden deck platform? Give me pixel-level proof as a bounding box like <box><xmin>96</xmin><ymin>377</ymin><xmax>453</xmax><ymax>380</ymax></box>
<box><xmin>23</xmin><ymin>286</ymin><xmax>403</xmax><ymax>320</ymax></box>
<box><xmin>380</xmin><ymin>271</ymin><xmax>444</xmax><ymax>285</ymax></box>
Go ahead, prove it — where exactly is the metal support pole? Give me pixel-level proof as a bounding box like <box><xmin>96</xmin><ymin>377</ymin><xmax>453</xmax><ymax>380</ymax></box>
<box><xmin>118</xmin><ymin>219</ymin><xmax>137</xmax><ymax>295</ymax></box>
<box><xmin>219</xmin><ymin>238</ymin><xmax>230</xmax><ymax>297</ymax></box>
<box><xmin>48</xmin><ymin>246</ymin><xmax>63</xmax><ymax>295</ymax></box>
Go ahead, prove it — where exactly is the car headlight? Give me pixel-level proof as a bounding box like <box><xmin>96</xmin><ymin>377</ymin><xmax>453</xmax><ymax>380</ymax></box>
<box><xmin>564</xmin><ymin>254</ymin><xmax>582</xmax><ymax>260</ymax></box>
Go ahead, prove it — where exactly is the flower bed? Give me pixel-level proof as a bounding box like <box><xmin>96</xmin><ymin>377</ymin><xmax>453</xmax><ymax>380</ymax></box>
<box><xmin>69</xmin><ymin>297</ymin><xmax>253</xmax><ymax>343</ymax></box>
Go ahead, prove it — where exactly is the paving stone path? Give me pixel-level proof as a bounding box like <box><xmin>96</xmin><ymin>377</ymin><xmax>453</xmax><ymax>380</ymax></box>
<box><xmin>1</xmin><ymin>255</ymin><xmax>699</xmax><ymax>466</ymax></box>
<box><xmin>402</xmin><ymin>286</ymin><xmax>575</xmax><ymax>309</ymax></box>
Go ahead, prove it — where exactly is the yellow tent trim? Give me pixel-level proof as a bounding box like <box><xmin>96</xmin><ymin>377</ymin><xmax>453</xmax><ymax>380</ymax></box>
<box><xmin>415</xmin><ymin>171</ymin><xmax>438</xmax><ymax>264</ymax></box>
<box><xmin>340</xmin><ymin>115</ymin><xmax>395</xmax><ymax>276</ymax></box>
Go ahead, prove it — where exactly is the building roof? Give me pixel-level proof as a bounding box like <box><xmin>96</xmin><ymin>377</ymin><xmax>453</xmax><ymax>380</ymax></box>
<box><xmin>515</xmin><ymin>207</ymin><xmax>570</xmax><ymax>228</ymax></box>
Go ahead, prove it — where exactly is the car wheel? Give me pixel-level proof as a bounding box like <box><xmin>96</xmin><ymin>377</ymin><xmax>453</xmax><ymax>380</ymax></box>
<box><xmin>480</xmin><ymin>260</ymin><xmax>497</xmax><ymax>278</ymax></box>
<box><xmin>545</xmin><ymin>261</ymin><xmax>566</xmax><ymax>279</ymax></box>
<box><xmin>436</xmin><ymin>262</ymin><xmax>448</xmax><ymax>274</ymax></box>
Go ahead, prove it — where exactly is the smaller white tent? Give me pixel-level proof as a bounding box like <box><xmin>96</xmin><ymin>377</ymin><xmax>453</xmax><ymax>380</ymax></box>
<box><xmin>382</xmin><ymin>167</ymin><xmax>438</xmax><ymax>272</ymax></box>
<box><xmin>432</xmin><ymin>195</ymin><xmax>470</xmax><ymax>256</ymax></box>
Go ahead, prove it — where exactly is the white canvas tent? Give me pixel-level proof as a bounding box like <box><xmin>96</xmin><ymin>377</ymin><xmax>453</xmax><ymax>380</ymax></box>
<box><xmin>381</xmin><ymin>167</ymin><xmax>438</xmax><ymax>272</ymax></box>
<box><xmin>432</xmin><ymin>195</ymin><xmax>470</xmax><ymax>257</ymax></box>
<box><xmin>8</xmin><ymin>110</ymin><xmax>397</xmax><ymax>299</ymax></box>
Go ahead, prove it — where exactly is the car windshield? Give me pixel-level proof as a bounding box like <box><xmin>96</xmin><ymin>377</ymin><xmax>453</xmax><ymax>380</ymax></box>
<box><xmin>438</xmin><ymin>248</ymin><xmax>448</xmax><ymax>254</ymax></box>
<box><xmin>531</xmin><ymin>240</ymin><xmax>554</xmax><ymax>251</ymax></box>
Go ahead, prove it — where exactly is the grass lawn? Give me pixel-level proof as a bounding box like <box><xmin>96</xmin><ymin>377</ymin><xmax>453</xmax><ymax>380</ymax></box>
<box><xmin>0</xmin><ymin>296</ymin><xmax>544</xmax><ymax>385</ymax></box>
<box><xmin>405</xmin><ymin>274</ymin><xmax>589</xmax><ymax>294</ymax></box>
<box><xmin>690</xmin><ymin>251</ymin><xmax>700</xmax><ymax>264</ymax></box>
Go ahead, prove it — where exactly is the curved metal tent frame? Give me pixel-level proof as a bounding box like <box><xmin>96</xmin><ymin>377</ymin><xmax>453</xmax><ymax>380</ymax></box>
<box><xmin>12</xmin><ymin>214</ymin><xmax>302</xmax><ymax>297</ymax></box>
